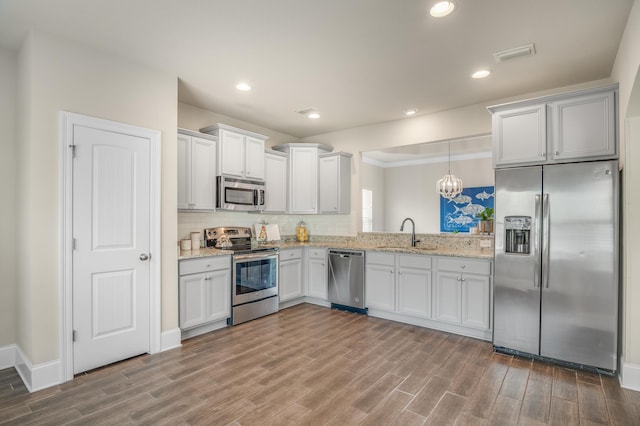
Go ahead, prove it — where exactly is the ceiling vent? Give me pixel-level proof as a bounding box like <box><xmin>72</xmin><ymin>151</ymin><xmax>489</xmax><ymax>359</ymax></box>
<box><xmin>494</xmin><ymin>43</ymin><xmax>536</xmax><ymax>63</ymax></box>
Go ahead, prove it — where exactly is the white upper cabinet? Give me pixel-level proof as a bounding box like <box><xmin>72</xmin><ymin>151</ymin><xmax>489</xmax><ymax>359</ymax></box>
<box><xmin>489</xmin><ymin>85</ymin><xmax>617</xmax><ymax>168</ymax></box>
<box><xmin>177</xmin><ymin>130</ymin><xmax>216</xmax><ymax>211</ymax></box>
<box><xmin>263</xmin><ymin>149</ymin><xmax>288</xmax><ymax>213</ymax></box>
<box><xmin>549</xmin><ymin>90</ymin><xmax>616</xmax><ymax>162</ymax></box>
<box><xmin>492</xmin><ymin>104</ymin><xmax>547</xmax><ymax>167</ymax></box>
<box><xmin>319</xmin><ymin>152</ymin><xmax>352</xmax><ymax>214</ymax></box>
<box><xmin>272</xmin><ymin>143</ymin><xmax>333</xmax><ymax>214</ymax></box>
<box><xmin>200</xmin><ymin>123</ymin><xmax>268</xmax><ymax>181</ymax></box>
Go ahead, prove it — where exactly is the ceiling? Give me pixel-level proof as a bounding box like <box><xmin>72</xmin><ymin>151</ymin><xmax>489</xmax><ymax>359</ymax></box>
<box><xmin>0</xmin><ymin>0</ymin><xmax>634</xmax><ymax>138</ymax></box>
<box><xmin>362</xmin><ymin>134</ymin><xmax>492</xmax><ymax>167</ymax></box>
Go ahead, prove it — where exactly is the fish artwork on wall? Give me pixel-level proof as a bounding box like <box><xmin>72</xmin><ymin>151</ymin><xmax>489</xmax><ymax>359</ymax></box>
<box><xmin>440</xmin><ymin>186</ymin><xmax>495</xmax><ymax>233</ymax></box>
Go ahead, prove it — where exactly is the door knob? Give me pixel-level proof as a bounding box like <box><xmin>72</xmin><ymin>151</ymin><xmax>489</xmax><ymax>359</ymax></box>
<box><xmin>139</xmin><ymin>253</ymin><xmax>150</xmax><ymax>261</ymax></box>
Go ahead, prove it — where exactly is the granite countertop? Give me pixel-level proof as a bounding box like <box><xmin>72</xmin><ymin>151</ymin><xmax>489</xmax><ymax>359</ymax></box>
<box><xmin>179</xmin><ymin>241</ymin><xmax>493</xmax><ymax>260</ymax></box>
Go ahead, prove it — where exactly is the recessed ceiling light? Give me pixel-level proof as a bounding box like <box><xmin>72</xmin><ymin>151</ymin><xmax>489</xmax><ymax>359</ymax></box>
<box><xmin>471</xmin><ymin>69</ymin><xmax>491</xmax><ymax>79</ymax></box>
<box><xmin>405</xmin><ymin>108</ymin><xmax>418</xmax><ymax>116</ymax></box>
<box><xmin>295</xmin><ymin>107</ymin><xmax>320</xmax><ymax>119</ymax></box>
<box><xmin>235</xmin><ymin>82</ymin><xmax>251</xmax><ymax>91</ymax></box>
<box><xmin>430</xmin><ymin>1</ymin><xmax>455</xmax><ymax>17</ymax></box>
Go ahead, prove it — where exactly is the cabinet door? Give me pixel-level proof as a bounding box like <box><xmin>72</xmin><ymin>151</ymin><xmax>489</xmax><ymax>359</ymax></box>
<box><xmin>219</xmin><ymin>129</ymin><xmax>245</xmax><ymax>177</ymax></box>
<box><xmin>205</xmin><ymin>268</ymin><xmax>231</xmax><ymax>322</ymax></box>
<box><xmin>397</xmin><ymin>267</ymin><xmax>432</xmax><ymax>318</ymax></box>
<box><xmin>550</xmin><ymin>90</ymin><xmax>616</xmax><ymax>162</ymax></box>
<box><xmin>307</xmin><ymin>254</ymin><xmax>328</xmax><ymax>300</ymax></box>
<box><xmin>177</xmin><ymin>134</ymin><xmax>191</xmax><ymax>209</ymax></box>
<box><xmin>279</xmin><ymin>258</ymin><xmax>303</xmax><ymax>302</ymax></box>
<box><xmin>461</xmin><ymin>274</ymin><xmax>490</xmax><ymax>330</ymax></box>
<box><xmin>435</xmin><ymin>272</ymin><xmax>461</xmax><ymax>324</ymax></box>
<box><xmin>190</xmin><ymin>136</ymin><xmax>216</xmax><ymax>210</ymax></box>
<box><xmin>264</xmin><ymin>153</ymin><xmax>287</xmax><ymax>213</ymax></box>
<box><xmin>289</xmin><ymin>147</ymin><xmax>318</xmax><ymax>213</ymax></box>
<box><xmin>179</xmin><ymin>273</ymin><xmax>207</xmax><ymax>329</ymax></box>
<box><xmin>366</xmin><ymin>263</ymin><xmax>396</xmax><ymax>311</ymax></box>
<box><xmin>245</xmin><ymin>136</ymin><xmax>265</xmax><ymax>180</ymax></box>
<box><xmin>493</xmin><ymin>104</ymin><xmax>547</xmax><ymax>167</ymax></box>
<box><xmin>319</xmin><ymin>155</ymin><xmax>339</xmax><ymax>213</ymax></box>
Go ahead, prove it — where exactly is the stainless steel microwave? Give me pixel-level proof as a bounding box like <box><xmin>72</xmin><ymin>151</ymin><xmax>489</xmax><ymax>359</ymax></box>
<box><xmin>216</xmin><ymin>176</ymin><xmax>265</xmax><ymax>211</ymax></box>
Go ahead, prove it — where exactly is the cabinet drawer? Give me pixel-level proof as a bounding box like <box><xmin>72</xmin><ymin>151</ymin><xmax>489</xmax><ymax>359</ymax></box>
<box><xmin>398</xmin><ymin>254</ymin><xmax>432</xmax><ymax>270</ymax></box>
<box><xmin>307</xmin><ymin>248</ymin><xmax>327</xmax><ymax>259</ymax></box>
<box><xmin>179</xmin><ymin>256</ymin><xmax>231</xmax><ymax>275</ymax></box>
<box><xmin>366</xmin><ymin>251</ymin><xmax>395</xmax><ymax>266</ymax></box>
<box><xmin>280</xmin><ymin>248</ymin><xmax>303</xmax><ymax>260</ymax></box>
<box><xmin>437</xmin><ymin>258</ymin><xmax>490</xmax><ymax>275</ymax></box>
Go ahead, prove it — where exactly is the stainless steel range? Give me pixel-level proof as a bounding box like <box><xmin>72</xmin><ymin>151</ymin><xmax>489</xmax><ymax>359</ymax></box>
<box><xmin>205</xmin><ymin>227</ymin><xmax>279</xmax><ymax>325</ymax></box>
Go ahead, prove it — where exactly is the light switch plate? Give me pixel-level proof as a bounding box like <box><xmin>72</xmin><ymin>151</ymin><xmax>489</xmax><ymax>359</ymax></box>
<box><xmin>479</xmin><ymin>239</ymin><xmax>492</xmax><ymax>248</ymax></box>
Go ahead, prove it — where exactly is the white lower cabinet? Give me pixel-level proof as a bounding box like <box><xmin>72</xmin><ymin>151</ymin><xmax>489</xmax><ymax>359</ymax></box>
<box><xmin>366</xmin><ymin>251</ymin><xmax>492</xmax><ymax>341</ymax></box>
<box><xmin>306</xmin><ymin>248</ymin><xmax>328</xmax><ymax>300</ymax></box>
<box><xmin>179</xmin><ymin>256</ymin><xmax>231</xmax><ymax>337</ymax></box>
<box><xmin>397</xmin><ymin>255</ymin><xmax>432</xmax><ymax>319</ymax></box>
<box><xmin>365</xmin><ymin>257</ymin><xmax>396</xmax><ymax>311</ymax></box>
<box><xmin>279</xmin><ymin>248</ymin><xmax>303</xmax><ymax>302</ymax></box>
<box><xmin>366</xmin><ymin>252</ymin><xmax>431</xmax><ymax>316</ymax></box>
<box><xmin>435</xmin><ymin>257</ymin><xmax>491</xmax><ymax>331</ymax></box>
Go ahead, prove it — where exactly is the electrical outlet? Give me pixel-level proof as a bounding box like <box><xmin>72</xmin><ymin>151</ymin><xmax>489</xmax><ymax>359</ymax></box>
<box><xmin>479</xmin><ymin>239</ymin><xmax>492</xmax><ymax>248</ymax></box>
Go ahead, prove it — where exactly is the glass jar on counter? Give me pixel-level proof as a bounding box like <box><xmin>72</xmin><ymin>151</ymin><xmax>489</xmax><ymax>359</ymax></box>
<box><xmin>296</xmin><ymin>219</ymin><xmax>308</xmax><ymax>242</ymax></box>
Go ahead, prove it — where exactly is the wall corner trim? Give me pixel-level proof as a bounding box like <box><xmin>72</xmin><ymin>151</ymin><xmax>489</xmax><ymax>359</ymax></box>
<box><xmin>160</xmin><ymin>328</ymin><xmax>182</xmax><ymax>352</ymax></box>
<box><xmin>14</xmin><ymin>346</ymin><xmax>62</xmax><ymax>393</ymax></box>
<box><xmin>620</xmin><ymin>357</ymin><xmax>640</xmax><ymax>391</ymax></box>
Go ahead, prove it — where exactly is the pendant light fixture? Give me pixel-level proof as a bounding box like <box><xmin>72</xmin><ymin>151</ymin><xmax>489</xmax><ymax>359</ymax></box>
<box><xmin>437</xmin><ymin>141</ymin><xmax>463</xmax><ymax>199</ymax></box>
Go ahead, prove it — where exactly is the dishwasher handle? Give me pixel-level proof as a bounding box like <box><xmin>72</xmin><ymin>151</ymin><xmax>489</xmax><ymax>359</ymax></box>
<box><xmin>329</xmin><ymin>250</ymin><xmax>364</xmax><ymax>258</ymax></box>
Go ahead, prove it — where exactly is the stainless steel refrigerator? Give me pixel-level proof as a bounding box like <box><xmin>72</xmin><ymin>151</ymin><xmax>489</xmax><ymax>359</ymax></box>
<box><xmin>493</xmin><ymin>160</ymin><xmax>619</xmax><ymax>372</ymax></box>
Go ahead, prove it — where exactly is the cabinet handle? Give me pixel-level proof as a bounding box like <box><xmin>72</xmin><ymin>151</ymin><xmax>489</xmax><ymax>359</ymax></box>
<box><xmin>460</xmin><ymin>265</ymin><xmax>466</xmax><ymax>269</ymax></box>
<box><xmin>461</xmin><ymin>278</ymin><xmax>465</xmax><ymax>282</ymax></box>
<box><xmin>554</xmin><ymin>151</ymin><xmax>559</xmax><ymax>156</ymax></box>
<box><xmin>390</xmin><ymin>270</ymin><xmax>394</xmax><ymax>274</ymax></box>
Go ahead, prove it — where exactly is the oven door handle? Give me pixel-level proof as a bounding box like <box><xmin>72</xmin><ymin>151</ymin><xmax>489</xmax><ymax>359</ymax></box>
<box><xmin>234</xmin><ymin>252</ymin><xmax>279</xmax><ymax>262</ymax></box>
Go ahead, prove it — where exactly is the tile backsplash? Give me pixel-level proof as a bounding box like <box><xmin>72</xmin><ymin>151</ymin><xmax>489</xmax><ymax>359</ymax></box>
<box><xmin>178</xmin><ymin>211</ymin><xmax>353</xmax><ymax>246</ymax></box>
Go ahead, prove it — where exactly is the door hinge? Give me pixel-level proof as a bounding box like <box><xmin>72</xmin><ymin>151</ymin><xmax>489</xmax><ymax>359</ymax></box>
<box><xmin>68</xmin><ymin>144</ymin><xmax>76</xmax><ymax>158</ymax></box>
<box><xmin>72</xmin><ymin>238</ymin><xmax>76</xmax><ymax>250</ymax></box>
<box><xmin>72</xmin><ymin>330</ymin><xmax>77</xmax><ymax>342</ymax></box>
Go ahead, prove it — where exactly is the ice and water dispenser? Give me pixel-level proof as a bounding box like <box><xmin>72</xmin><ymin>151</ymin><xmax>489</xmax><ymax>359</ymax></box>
<box><xmin>505</xmin><ymin>216</ymin><xmax>531</xmax><ymax>254</ymax></box>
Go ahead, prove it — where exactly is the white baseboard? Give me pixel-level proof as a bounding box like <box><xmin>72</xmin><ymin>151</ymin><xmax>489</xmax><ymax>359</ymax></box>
<box><xmin>0</xmin><ymin>344</ymin><xmax>16</xmax><ymax>369</ymax></box>
<box><xmin>14</xmin><ymin>346</ymin><xmax>61</xmax><ymax>393</ymax></box>
<box><xmin>180</xmin><ymin>320</ymin><xmax>228</xmax><ymax>340</ymax></box>
<box><xmin>620</xmin><ymin>356</ymin><xmax>640</xmax><ymax>391</ymax></box>
<box><xmin>160</xmin><ymin>328</ymin><xmax>182</xmax><ymax>352</ymax></box>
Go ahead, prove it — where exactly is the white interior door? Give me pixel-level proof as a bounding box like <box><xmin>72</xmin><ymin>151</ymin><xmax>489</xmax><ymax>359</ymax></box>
<box><xmin>72</xmin><ymin>125</ymin><xmax>151</xmax><ymax>374</ymax></box>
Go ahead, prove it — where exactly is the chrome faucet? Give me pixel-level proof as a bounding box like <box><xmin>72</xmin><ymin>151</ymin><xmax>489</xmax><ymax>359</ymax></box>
<box><xmin>400</xmin><ymin>217</ymin><xmax>420</xmax><ymax>247</ymax></box>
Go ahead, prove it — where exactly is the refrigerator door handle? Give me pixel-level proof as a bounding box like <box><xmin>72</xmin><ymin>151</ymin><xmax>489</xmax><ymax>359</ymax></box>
<box><xmin>534</xmin><ymin>194</ymin><xmax>541</xmax><ymax>288</ymax></box>
<box><xmin>542</xmin><ymin>193</ymin><xmax>550</xmax><ymax>288</ymax></box>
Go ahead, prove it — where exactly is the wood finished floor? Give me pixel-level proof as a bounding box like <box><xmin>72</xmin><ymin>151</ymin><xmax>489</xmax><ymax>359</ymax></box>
<box><xmin>1</xmin><ymin>303</ymin><xmax>639</xmax><ymax>425</ymax></box>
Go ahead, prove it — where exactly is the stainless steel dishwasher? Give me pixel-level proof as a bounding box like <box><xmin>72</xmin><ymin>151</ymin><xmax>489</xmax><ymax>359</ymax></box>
<box><xmin>328</xmin><ymin>249</ymin><xmax>366</xmax><ymax>314</ymax></box>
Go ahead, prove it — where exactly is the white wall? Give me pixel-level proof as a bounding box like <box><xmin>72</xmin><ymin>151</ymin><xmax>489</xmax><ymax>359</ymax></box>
<box><xmin>0</xmin><ymin>47</ymin><xmax>18</xmax><ymax>347</ymax></box>
<box><xmin>383</xmin><ymin>157</ymin><xmax>494</xmax><ymax>233</ymax></box>
<box><xmin>16</xmin><ymin>31</ymin><xmax>178</xmax><ymax>364</ymax></box>
<box><xmin>611</xmin><ymin>0</ymin><xmax>640</xmax><ymax>385</ymax></box>
<box><xmin>178</xmin><ymin>102</ymin><xmax>298</xmax><ymax>147</ymax></box>
<box><xmin>361</xmin><ymin>162</ymin><xmax>385</xmax><ymax>232</ymax></box>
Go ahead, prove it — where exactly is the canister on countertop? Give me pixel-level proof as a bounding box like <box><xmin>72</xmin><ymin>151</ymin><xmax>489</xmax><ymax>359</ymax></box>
<box><xmin>190</xmin><ymin>231</ymin><xmax>201</xmax><ymax>249</ymax></box>
<box><xmin>180</xmin><ymin>239</ymin><xmax>192</xmax><ymax>251</ymax></box>
<box><xmin>296</xmin><ymin>219</ymin><xmax>308</xmax><ymax>242</ymax></box>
